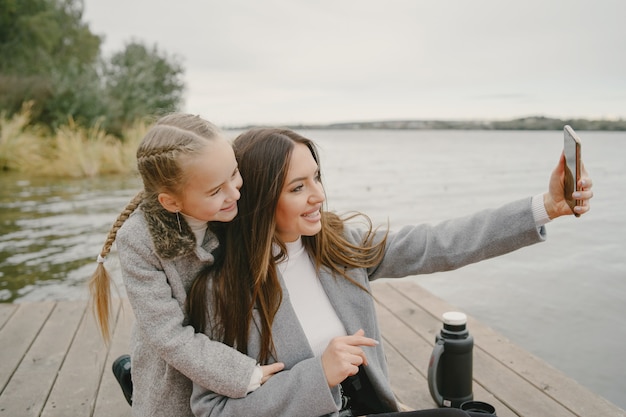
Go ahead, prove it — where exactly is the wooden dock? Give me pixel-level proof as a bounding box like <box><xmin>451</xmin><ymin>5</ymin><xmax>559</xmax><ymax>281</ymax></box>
<box><xmin>0</xmin><ymin>280</ymin><xmax>623</xmax><ymax>417</ymax></box>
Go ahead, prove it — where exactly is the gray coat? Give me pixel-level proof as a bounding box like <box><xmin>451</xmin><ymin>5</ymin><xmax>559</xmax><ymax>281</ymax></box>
<box><xmin>116</xmin><ymin>197</ymin><xmax>257</xmax><ymax>417</ymax></box>
<box><xmin>191</xmin><ymin>197</ymin><xmax>546</xmax><ymax>417</ymax></box>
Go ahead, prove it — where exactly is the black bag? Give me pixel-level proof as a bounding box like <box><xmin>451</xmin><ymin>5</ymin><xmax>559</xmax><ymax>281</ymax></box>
<box><xmin>340</xmin><ymin>366</ymin><xmax>388</xmax><ymax>416</ymax></box>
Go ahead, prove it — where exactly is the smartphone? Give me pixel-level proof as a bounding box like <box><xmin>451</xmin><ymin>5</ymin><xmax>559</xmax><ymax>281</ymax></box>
<box><xmin>563</xmin><ymin>125</ymin><xmax>582</xmax><ymax>217</ymax></box>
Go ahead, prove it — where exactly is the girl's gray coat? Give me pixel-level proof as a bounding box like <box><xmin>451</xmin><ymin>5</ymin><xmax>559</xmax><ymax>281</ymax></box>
<box><xmin>116</xmin><ymin>198</ymin><xmax>257</xmax><ymax>417</ymax></box>
<box><xmin>190</xmin><ymin>197</ymin><xmax>546</xmax><ymax>417</ymax></box>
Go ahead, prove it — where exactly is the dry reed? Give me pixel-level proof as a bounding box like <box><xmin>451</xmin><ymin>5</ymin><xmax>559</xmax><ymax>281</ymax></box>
<box><xmin>0</xmin><ymin>104</ymin><xmax>144</xmax><ymax>177</ymax></box>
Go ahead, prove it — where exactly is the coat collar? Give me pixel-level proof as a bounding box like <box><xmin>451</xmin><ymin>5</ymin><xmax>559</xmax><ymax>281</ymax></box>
<box><xmin>140</xmin><ymin>196</ymin><xmax>218</xmax><ymax>260</ymax></box>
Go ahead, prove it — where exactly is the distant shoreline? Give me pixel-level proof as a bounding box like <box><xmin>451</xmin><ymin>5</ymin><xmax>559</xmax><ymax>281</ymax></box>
<box><xmin>229</xmin><ymin>116</ymin><xmax>626</xmax><ymax>131</ymax></box>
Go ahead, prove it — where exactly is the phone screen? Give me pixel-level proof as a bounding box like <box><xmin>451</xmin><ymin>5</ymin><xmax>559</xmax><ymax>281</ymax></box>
<box><xmin>563</xmin><ymin>125</ymin><xmax>581</xmax><ymax>216</ymax></box>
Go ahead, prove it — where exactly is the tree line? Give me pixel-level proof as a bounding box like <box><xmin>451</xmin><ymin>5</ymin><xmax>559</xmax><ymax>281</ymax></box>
<box><xmin>0</xmin><ymin>0</ymin><xmax>184</xmax><ymax>136</ymax></box>
<box><xmin>283</xmin><ymin>116</ymin><xmax>626</xmax><ymax>131</ymax></box>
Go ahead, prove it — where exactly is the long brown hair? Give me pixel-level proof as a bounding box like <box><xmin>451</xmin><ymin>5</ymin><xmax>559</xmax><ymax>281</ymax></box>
<box><xmin>187</xmin><ymin>128</ymin><xmax>388</xmax><ymax>363</ymax></box>
<box><xmin>89</xmin><ymin>113</ymin><xmax>225</xmax><ymax>344</ymax></box>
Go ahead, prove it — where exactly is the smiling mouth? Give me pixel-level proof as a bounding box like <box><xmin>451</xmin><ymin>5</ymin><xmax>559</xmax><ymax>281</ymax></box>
<box><xmin>302</xmin><ymin>210</ymin><xmax>319</xmax><ymax>217</ymax></box>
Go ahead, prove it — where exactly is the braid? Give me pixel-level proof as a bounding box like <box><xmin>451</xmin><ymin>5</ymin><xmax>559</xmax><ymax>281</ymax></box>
<box><xmin>137</xmin><ymin>143</ymin><xmax>181</xmax><ymax>160</ymax></box>
<box><xmin>136</xmin><ymin>125</ymin><xmax>204</xmax><ymax>197</ymax></box>
<box><xmin>98</xmin><ymin>191</ymin><xmax>144</xmax><ymax>259</ymax></box>
<box><xmin>89</xmin><ymin>191</ymin><xmax>144</xmax><ymax>344</ymax></box>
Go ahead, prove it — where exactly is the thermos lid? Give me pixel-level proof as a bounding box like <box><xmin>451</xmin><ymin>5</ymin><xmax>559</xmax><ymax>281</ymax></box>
<box><xmin>442</xmin><ymin>311</ymin><xmax>467</xmax><ymax>326</ymax></box>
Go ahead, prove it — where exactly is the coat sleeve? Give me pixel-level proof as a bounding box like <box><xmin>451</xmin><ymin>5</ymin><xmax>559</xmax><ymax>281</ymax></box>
<box><xmin>360</xmin><ymin>197</ymin><xmax>546</xmax><ymax>279</ymax></box>
<box><xmin>191</xmin><ymin>356</ymin><xmax>340</xmax><ymax>417</ymax></box>
<box><xmin>117</xmin><ymin>216</ymin><xmax>257</xmax><ymax>398</ymax></box>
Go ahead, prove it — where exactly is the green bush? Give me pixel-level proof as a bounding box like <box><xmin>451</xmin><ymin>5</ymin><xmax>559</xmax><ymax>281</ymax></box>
<box><xmin>0</xmin><ymin>0</ymin><xmax>185</xmax><ymax>135</ymax></box>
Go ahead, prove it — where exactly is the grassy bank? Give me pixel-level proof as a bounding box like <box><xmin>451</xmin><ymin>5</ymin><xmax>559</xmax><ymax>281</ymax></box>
<box><xmin>0</xmin><ymin>106</ymin><xmax>145</xmax><ymax>178</ymax></box>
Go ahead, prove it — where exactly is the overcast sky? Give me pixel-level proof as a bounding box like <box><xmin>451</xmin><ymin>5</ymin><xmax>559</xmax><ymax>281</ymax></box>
<box><xmin>82</xmin><ymin>0</ymin><xmax>625</xmax><ymax>126</ymax></box>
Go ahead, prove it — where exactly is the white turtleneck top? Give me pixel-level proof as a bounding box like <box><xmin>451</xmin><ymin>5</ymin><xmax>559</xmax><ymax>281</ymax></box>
<box><xmin>276</xmin><ymin>238</ymin><xmax>347</xmax><ymax>357</ymax></box>
<box><xmin>181</xmin><ymin>213</ymin><xmax>209</xmax><ymax>246</ymax></box>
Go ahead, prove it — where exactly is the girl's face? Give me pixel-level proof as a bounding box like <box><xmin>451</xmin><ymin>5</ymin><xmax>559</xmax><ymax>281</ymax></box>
<box><xmin>179</xmin><ymin>138</ymin><xmax>243</xmax><ymax>222</ymax></box>
<box><xmin>275</xmin><ymin>143</ymin><xmax>325</xmax><ymax>242</ymax></box>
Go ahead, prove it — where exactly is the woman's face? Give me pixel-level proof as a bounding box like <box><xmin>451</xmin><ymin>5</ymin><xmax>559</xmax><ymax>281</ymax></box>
<box><xmin>179</xmin><ymin>138</ymin><xmax>243</xmax><ymax>222</ymax></box>
<box><xmin>275</xmin><ymin>143</ymin><xmax>325</xmax><ymax>242</ymax></box>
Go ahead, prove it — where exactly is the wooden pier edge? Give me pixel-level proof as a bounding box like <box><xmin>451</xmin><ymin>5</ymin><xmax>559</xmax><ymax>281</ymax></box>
<box><xmin>375</xmin><ymin>280</ymin><xmax>625</xmax><ymax>416</ymax></box>
<box><xmin>0</xmin><ymin>280</ymin><xmax>623</xmax><ymax>417</ymax></box>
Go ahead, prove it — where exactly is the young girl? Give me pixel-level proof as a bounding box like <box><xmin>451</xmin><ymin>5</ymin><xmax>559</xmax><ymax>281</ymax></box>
<box><xmin>188</xmin><ymin>128</ymin><xmax>592</xmax><ymax>417</ymax></box>
<box><xmin>89</xmin><ymin>114</ymin><xmax>283</xmax><ymax>417</ymax></box>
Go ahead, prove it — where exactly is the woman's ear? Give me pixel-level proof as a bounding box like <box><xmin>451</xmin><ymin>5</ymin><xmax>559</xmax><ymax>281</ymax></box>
<box><xmin>158</xmin><ymin>192</ymin><xmax>181</xmax><ymax>213</ymax></box>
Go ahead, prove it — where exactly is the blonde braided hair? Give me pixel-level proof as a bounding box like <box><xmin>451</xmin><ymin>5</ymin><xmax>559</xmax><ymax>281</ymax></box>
<box><xmin>89</xmin><ymin>113</ymin><xmax>225</xmax><ymax>343</ymax></box>
<box><xmin>89</xmin><ymin>191</ymin><xmax>143</xmax><ymax>344</ymax></box>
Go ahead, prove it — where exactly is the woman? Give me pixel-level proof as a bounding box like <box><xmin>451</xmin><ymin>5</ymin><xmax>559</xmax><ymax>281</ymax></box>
<box><xmin>188</xmin><ymin>128</ymin><xmax>592</xmax><ymax>417</ymax></box>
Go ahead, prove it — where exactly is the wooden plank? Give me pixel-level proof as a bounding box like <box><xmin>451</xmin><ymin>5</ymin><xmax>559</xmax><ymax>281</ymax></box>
<box><xmin>386</xmin><ymin>281</ymin><xmax>626</xmax><ymax>417</ymax></box>
<box><xmin>0</xmin><ymin>303</ymin><xmax>17</xmax><ymax>330</ymax></box>
<box><xmin>374</xmin><ymin>287</ymin><xmax>517</xmax><ymax>417</ymax></box>
<box><xmin>0</xmin><ymin>284</ymin><xmax>621</xmax><ymax>417</ymax></box>
<box><xmin>93</xmin><ymin>298</ymin><xmax>133</xmax><ymax>417</ymax></box>
<box><xmin>381</xmin><ymin>335</ymin><xmax>438</xmax><ymax>410</ymax></box>
<box><xmin>373</xmin><ymin>297</ymin><xmax>437</xmax><ymax>410</ymax></box>
<box><xmin>40</xmin><ymin>299</ymin><xmax>119</xmax><ymax>417</ymax></box>
<box><xmin>375</xmin><ymin>281</ymin><xmax>574</xmax><ymax>416</ymax></box>
<box><xmin>472</xmin><ymin>346</ymin><xmax>574</xmax><ymax>416</ymax></box>
<box><xmin>372</xmin><ymin>282</ymin><xmax>576</xmax><ymax>417</ymax></box>
<box><xmin>0</xmin><ymin>301</ymin><xmax>55</xmax><ymax>393</ymax></box>
<box><xmin>0</xmin><ymin>300</ymin><xmax>87</xmax><ymax>417</ymax></box>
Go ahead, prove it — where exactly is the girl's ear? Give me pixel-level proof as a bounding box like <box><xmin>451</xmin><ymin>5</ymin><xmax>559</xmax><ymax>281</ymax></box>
<box><xmin>158</xmin><ymin>192</ymin><xmax>181</xmax><ymax>213</ymax></box>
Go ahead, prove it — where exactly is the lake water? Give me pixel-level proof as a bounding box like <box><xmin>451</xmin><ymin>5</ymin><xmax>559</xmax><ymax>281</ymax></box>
<box><xmin>1</xmin><ymin>129</ymin><xmax>624</xmax><ymax>410</ymax></box>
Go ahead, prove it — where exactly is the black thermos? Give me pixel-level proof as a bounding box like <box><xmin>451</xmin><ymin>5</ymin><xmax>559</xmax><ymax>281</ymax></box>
<box><xmin>427</xmin><ymin>311</ymin><xmax>474</xmax><ymax>408</ymax></box>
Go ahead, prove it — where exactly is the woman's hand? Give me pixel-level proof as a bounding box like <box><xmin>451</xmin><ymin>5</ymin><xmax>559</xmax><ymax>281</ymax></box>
<box><xmin>543</xmin><ymin>152</ymin><xmax>593</xmax><ymax>219</ymax></box>
<box><xmin>260</xmin><ymin>362</ymin><xmax>285</xmax><ymax>384</ymax></box>
<box><xmin>321</xmin><ymin>329</ymin><xmax>378</xmax><ymax>387</ymax></box>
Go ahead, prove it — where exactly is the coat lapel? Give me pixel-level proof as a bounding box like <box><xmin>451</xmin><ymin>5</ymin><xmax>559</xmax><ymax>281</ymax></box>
<box><xmin>251</xmin><ymin>268</ymin><xmax>374</xmax><ymax>367</ymax></box>
<box><xmin>251</xmin><ymin>275</ymin><xmax>314</xmax><ymax>367</ymax></box>
<box><xmin>316</xmin><ymin>268</ymin><xmax>367</xmax><ymax>336</ymax></box>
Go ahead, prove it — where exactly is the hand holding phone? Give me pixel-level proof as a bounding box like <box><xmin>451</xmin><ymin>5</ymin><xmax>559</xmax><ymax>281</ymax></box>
<box><xmin>563</xmin><ymin>125</ymin><xmax>582</xmax><ymax>217</ymax></box>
